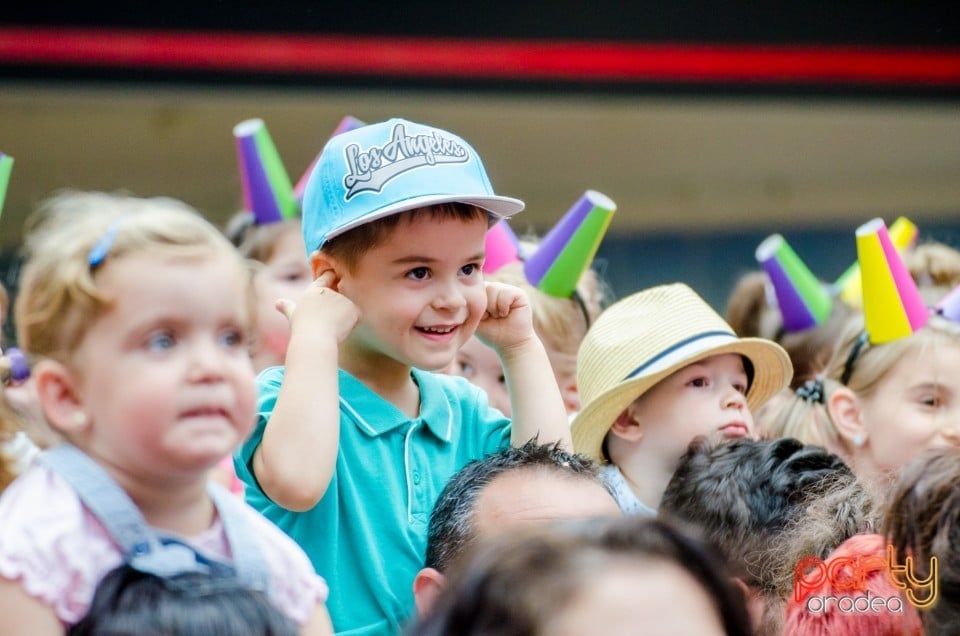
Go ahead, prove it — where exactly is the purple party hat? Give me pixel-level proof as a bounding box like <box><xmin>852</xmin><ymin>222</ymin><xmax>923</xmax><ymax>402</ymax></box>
<box><xmin>524</xmin><ymin>190</ymin><xmax>616</xmax><ymax>298</ymax></box>
<box><xmin>755</xmin><ymin>234</ymin><xmax>832</xmax><ymax>332</ymax></box>
<box><xmin>234</xmin><ymin>118</ymin><xmax>297</xmax><ymax>224</ymax></box>
<box><xmin>936</xmin><ymin>284</ymin><xmax>960</xmax><ymax>323</ymax></box>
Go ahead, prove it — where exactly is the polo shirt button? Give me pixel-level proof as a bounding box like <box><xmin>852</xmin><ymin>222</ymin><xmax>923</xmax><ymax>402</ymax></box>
<box><xmin>412</xmin><ymin>471</ymin><xmax>422</xmax><ymax>485</ymax></box>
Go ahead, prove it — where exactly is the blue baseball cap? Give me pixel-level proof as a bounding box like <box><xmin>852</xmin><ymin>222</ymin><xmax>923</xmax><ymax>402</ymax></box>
<box><xmin>301</xmin><ymin>118</ymin><xmax>525</xmax><ymax>253</ymax></box>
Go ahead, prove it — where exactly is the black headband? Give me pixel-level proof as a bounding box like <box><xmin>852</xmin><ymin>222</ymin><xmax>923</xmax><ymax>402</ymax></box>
<box><xmin>840</xmin><ymin>331</ymin><xmax>869</xmax><ymax>386</ymax></box>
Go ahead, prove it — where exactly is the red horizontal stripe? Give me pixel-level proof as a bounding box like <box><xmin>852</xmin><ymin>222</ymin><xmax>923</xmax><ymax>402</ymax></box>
<box><xmin>0</xmin><ymin>26</ymin><xmax>959</xmax><ymax>85</ymax></box>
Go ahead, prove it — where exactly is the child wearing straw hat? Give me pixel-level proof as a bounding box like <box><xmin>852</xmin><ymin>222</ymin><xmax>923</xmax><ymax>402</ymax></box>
<box><xmin>766</xmin><ymin>218</ymin><xmax>960</xmax><ymax>485</ymax></box>
<box><xmin>235</xmin><ymin>117</ymin><xmax>571</xmax><ymax>634</ymax></box>
<box><xmin>572</xmin><ymin>282</ymin><xmax>792</xmax><ymax>515</ymax></box>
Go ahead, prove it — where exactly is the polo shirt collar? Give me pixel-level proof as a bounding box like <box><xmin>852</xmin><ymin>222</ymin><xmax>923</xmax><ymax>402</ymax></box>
<box><xmin>338</xmin><ymin>368</ymin><xmax>453</xmax><ymax>443</ymax></box>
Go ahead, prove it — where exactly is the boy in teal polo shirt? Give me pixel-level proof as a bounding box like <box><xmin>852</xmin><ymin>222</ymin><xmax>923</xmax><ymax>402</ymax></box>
<box><xmin>235</xmin><ymin>118</ymin><xmax>571</xmax><ymax>635</ymax></box>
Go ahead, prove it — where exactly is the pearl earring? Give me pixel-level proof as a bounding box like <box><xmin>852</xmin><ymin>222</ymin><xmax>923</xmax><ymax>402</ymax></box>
<box><xmin>71</xmin><ymin>412</ymin><xmax>88</xmax><ymax>426</ymax></box>
<box><xmin>852</xmin><ymin>433</ymin><xmax>865</xmax><ymax>447</ymax></box>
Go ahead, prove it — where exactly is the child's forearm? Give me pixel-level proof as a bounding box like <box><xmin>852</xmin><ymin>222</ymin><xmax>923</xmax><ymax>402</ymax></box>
<box><xmin>501</xmin><ymin>338</ymin><xmax>572</xmax><ymax>450</ymax></box>
<box><xmin>0</xmin><ymin>579</ymin><xmax>63</xmax><ymax>634</ymax></box>
<box><xmin>300</xmin><ymin>603</ymin><xmax>335</xmax><ymax>635</ymax></box>
<box><xmin>254</xmin><ymin>335</ymin><xmax>340</xmax><ymax>512</ymax></box>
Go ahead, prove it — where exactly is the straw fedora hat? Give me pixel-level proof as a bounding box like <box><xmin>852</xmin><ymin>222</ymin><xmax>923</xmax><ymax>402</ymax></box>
<box><xmin>572</xmin><ymin>283</ymin><xmax>792</xmax><ymax>462</ymax></box>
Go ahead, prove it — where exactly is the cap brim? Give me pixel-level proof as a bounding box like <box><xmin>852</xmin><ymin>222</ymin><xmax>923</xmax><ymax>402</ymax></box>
<box><xmin>323</xmin><ymin>193</ymin><xmax>525</xmax><ymax>245</ymax></box>
<box><xmin>571</xmin><ymin>337</ymin><xmax>792</xmax><ymax>462</ymax></box>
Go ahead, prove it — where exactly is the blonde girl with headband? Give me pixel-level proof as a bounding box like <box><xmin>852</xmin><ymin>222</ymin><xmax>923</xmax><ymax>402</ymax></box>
<box><xmin>766</xmin><ymin>218</ymin><xmax>960</xmax><ymax>485</ymax></box>
<box><xmin>0</xmin><ymin>191</ymin><xmax>332</xmax><ymax>633</ymax></box>
<box><xmin>449</xmin><ymin>191</ymin><xmax>614</xmax><ymax>416</ymax></box>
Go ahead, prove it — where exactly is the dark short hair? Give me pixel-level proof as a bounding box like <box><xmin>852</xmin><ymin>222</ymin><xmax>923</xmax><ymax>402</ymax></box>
<box><xmin>424</xmin><ymin>438</ymin><xmax>603</xmax><ymax>572</ymax></box>
<box><xmin>660</xmin><ymin>436</ymin><xmax>851</xmax><ymax>590</ymax></box>
<box><xmin>68</xmin><ymin>564</ymin><xmax>298</xmax><ymax>635</ymax></box>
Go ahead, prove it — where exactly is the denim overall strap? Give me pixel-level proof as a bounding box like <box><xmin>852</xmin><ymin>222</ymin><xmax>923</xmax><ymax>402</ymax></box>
<box><xmin>208</xmin><ymin>481</ymin><xmax>269</xmax><ymax>590</ymax></box>
<box><xmin>37</xmin><ymin>444</ymin><xmax>268</xmax><ymax>589</ymax></box>
<box><xmin>37</xmin><ymin>444</ymin><xmax>160</xmax><ymax>562</ymax></box>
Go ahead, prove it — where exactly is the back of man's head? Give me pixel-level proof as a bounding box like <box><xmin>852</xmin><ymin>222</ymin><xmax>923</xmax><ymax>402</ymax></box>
<box><xmin>424</xmin><ymin>439</ymin><xmax>611</xmax><ymax>573</ymax></box>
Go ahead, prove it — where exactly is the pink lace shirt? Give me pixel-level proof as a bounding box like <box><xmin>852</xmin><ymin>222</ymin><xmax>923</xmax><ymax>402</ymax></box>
<box><xmin>0</xmin><ymin>463</ymin><xmax>328</xmax><ymax>626</ymax></box>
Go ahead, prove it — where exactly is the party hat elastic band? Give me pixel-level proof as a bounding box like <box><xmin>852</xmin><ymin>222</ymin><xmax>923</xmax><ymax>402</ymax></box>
<box><xmin>234</xmin><ymin>119</ymin><xmax>298</xmax><ymax>225</ymax></box>
<box><xmin>294</xmin><ymin>115</ymin><xmax>366</xmax><ymax>202</ymax></box>
<box><xmin>856</xmin><ymin>218</ymin><xmax>929</xmax><ymax>344</ymax></box>
<box><xmin>0</xmin><ymin>152</ymin><xmax>13</xmax><ymax>222</ymax></box>
<box><xmin>484</xmin><ymin>220</ymin><xmax>522</xmax><ymax>274</ymax></box>
<box><xmin>524</xmin><ymin>190</ymin><xmax>616</xmax><ymax>298</ymax></box>
<box><xmin>755</xmin><ymin>234</ymin><xmax>832</xmax><ymax>332</ymax></box>
<box><xmin>936</xmin><ymin>284</ymin><xmax>960</xmax><ymax>323</ymax></box>
<box><xmin>835</xmin><ymin>216</ymin><xmax>918</xmax><ymax>306</ymax></box>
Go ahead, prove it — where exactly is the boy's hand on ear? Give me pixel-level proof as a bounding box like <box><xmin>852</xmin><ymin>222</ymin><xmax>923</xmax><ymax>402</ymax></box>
<box><xmin>276</xmin><ymin>271</ymin><xmax>360</xmax><ymax>344</ymax></box>
<box><xmin>475</xmin><ymin>282</ymin><xmax>536</xmax><ymax>355</ymax></box>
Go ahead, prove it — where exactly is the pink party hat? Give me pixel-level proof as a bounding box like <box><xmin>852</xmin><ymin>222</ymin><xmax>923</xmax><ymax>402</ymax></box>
<box><xmin>936</xmin><ymin>284</ymin><xmax>960</xmax><ymax>323</ymax></box>
<box><xmin>835</xmin><ymin>216</ymin><xmax>918</xmax><ymax>306</ymax></box>
<box><xmin>294</xmin><ymin>115</ymin><xmax>366</xmax><ymax>202</ymax></box>
<box><xmin>755</xmin><ymin>234</ymin><xmax>832</xmax><ymax>332</ymax></box>
<box><xmin>234</xmin><ymin>119</ymin><xmax>297</xmax><ymax>224</ymax></box>
<box><xmin>0</xmin><ymin>151</ymin><xmax>13</xmax><ymax>221</ymax></box>
<box><xmin>524</xmin><ymin>190</ymin><xmax>616</xmax><ymax>298</ymax></box>
<box><xmin>484</xmin><ymin>219</ymin><xmax>522</xmax><ymax>273</ymax></box>
<box><xmin>856</xmin><ymin>218</ymin><xmax>929</xmax><ymax>344</ymax></box>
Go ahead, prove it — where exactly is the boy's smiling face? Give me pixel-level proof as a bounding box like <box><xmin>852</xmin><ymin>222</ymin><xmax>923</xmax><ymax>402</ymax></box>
<box><xmin>335</xmin><ymin>211</ymin><xmax>489</xmax><ymax>372</ymax></box>
<box><xmin>619</xmin><ymin>353</ymin><xmax>755</xmax><ymax>464</ymax></box>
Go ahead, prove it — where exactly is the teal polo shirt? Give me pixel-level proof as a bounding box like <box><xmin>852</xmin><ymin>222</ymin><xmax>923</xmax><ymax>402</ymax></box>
<box><xmin>236</xmin><ymin>366</ymin><xmax>511</xmax><ymax>636</ymax></box>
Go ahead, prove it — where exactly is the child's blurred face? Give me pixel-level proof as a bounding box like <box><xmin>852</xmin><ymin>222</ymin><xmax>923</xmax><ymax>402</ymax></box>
<box><xmin>69</xmin><ymin>253</ymin><xmax>256</xmax><ymax>479</ymax></box>
<box><xmin>450</xmin><ymin>336</ymin><xmax>510</xmax><ymax>415</ymax></box>
<box><xmin>546</xmin><ymin>559</ymin><xmax>726</xmax><ymax>636</ymax></box>
<box><xmin>855</xmin><ymin>340</ymin><xmax>960</xmax><ymax>475</ymax></box>
<box><xmin>625</xmin><ymin>353</ymin><xmax>753</xmax><ymax>462</ymax></box>
<box><xmin>252</xmin><ymin>225</ymin><xmax>311</xmax><ymax>371</ymax></box>
<box><xmin>336</xmin><ymin>213</ymin><xmax>488</xmax><ymax>372</ymax></box>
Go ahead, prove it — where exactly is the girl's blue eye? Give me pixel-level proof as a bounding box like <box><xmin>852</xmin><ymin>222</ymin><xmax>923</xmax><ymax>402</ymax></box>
<box><xmin>407</xmin><ymin>267</ymin><xmax>430</xmax><ymax>281</ymax></box>
<box><xmin>147</xmin><ymin>332</ymin><xmax>175</xmax><ymax>351</ymax></box>
<box><xmin>220</xmin><ymin>329</ymin><xmax>246</xmax><ymax>348</ymax></box>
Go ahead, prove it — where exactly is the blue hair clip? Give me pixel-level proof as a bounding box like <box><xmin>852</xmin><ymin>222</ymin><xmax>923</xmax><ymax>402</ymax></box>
<box><xmin>88</xmin><ymin>220</ymin><xmax>122</xmax><ymax>268</ymax></box>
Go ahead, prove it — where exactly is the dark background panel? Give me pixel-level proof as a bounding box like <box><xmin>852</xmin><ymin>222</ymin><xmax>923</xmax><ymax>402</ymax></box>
<box><xmin>3</xmin><ymin>2</ymin><xmax>959</xmax><ymax>44</ymax></box>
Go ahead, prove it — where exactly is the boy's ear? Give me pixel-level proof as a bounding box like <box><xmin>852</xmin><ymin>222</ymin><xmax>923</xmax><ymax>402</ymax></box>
<box><xmin>310</xmin><ymin>250</ymin><xmax>343</xmax><ymax>289</ymax></box>
<box><xmin>609</xmin><ymin>403</ymin><xmax>644</xmax><ymax>442</ymax></box>
<box><xmin>32</xmin><ymin>359</ymin><xmax>90</xmax><ymax>435</ymax></box>
<box><xmin>826</xmin><ymin>385</ymin><xmax>866</xmax><ymax>448</ymax></box>
<box><xmin>412</xmin><ymin>567</ymin><xmax>446</xmax><ymax>619</ymax></box>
